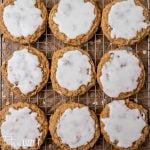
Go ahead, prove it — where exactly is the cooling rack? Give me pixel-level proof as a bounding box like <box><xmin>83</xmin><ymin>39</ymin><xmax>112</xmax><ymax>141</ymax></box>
<box><xmin>0</xmin><ymin>0</ymin><xmax>150</xmax><ymax>149</ymax></box>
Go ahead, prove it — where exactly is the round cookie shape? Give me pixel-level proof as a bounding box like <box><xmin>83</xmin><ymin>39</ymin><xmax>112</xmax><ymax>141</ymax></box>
<box><xmin>49</xmin><ymin>0</ymin><xmax>101</xmax><ymax>46</ymax></box>
<box><xmin>2</xmin><ymin>46</ymin><xmax>49</xmax><ymax>97</ymax></box>
<box><xmin>100</xmin><ymin>100</ymin><xmax>149</xmax><ymax>150</ymax></box>
<box><xmin>97</xmin><ymin>49</ymin><xmax>145</xmax><ymax>99</ymax></box>
<box><xmin>101</xmin><ymin>0</ymin><xmax>150</xmax><ymax>45</ymax></box>
<box><xmin>0</xmin><ymin>0</ymin><xmax>48</xmax><ymax>44</ymax></box>
<box><xmin>0</xmin><ymin>102</ymin><xmax>48</xmax><ymax>150</ymax></box>
<box><xmin>51</xmin><ymin>46</ymin><xmax>96</xmax><ymax>97</ymax></box>
<box><xmin>49</xmin><ymin>102</ymin><xmax>100</xmax><ymax>150</ymax></box>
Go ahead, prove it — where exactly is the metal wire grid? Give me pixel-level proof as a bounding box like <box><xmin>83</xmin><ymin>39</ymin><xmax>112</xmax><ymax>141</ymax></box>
<box><xmin>0</xmin><ymin>0</ymin><xmax>150</xmax><ymax>149</ymax></box>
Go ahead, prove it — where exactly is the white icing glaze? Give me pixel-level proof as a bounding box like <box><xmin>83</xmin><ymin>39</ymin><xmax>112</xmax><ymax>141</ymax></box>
<box><xmin>108</xmin><ymin>0</ymin><xmax>148</xmax><ymax>39</ymax></box>
<box><xmin>1</xmin><ymin>107</ymin><xmax>41</xmax><ymax>149</ymax></box>
<box><xmin>7</xmin><ymin>48</ymin><xmax>43</xmax><ymax>94</ymax></box>
<box><xmin>54</xmin><ymin>0</ymin><xmax>96</xmax><ymax>39</ymax></box>
<box><xmin>101</xmin><ymin>100</ymin><xmax>146</xmax><ymax>148</ymax></box>
<box><xmin>3</xmin><ymin>0</ymin><xmax>43</xmax><ymax>37</ymax></box>
<box><xmin>56</xmin><ymin>107</ymin><xmax>95</xmax><ymax>148</ymax></box>
<box><xmin>100</xmin><ymin>50</ymin><xmax>141</xmax><ymax>97</ymax></box>
<box><xmin>56</xmin><ymin>50</ymin><xmax>92</xmax><ymax>91</ymax></box>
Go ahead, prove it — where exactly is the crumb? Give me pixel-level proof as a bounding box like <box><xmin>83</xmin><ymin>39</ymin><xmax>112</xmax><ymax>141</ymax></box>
<box><xmin>5</xmin><ymin>101</ymin><xmax>10</xmax><ymax>106</ymax></box>
<box><xmin>102</xmin><ymin>99</ymin><xmax>106</xmax><ymax>106</ymax></box>
<box><xmin>93</xmin><ymin>101</ymin><xmax>98</xmax><ymax>105</ymax></box>
<box><xmin>134</xmin><ymin>98</ymin><xmax>138</xmax><ymax>103</ymax></box>
<box><xmin>142</xmin><ymin>50</ymin><xmax>147</xmax><ymax>55</ymax></box>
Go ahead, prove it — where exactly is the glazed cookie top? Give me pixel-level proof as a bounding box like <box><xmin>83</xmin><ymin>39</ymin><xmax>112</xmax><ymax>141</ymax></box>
<box><xmin>56</xmin><ymin>50</ymin><xmax>92</xmax><ymax>91</ymax></box>
<box><xmin>3</xmin><ymin>0</ymin><xmax>43</xmax><ymax>37</ymax></box>
<box><xmin>100</xmin><ymin>50</ymin><xmax>142</xmax><ymax>97</ymax></box>
<box><xmin>108</xmin><ymin>0</ymin><xmax>148</xmax><ymax>40</ymax></box>
<box><xmin>56</xmin><ymin>107</ymin><xmax>95</xmax><ymax>148</ymax></box>
<box><xmin>7</xmin><ymin>48</ymin><xmax>43</xmax><ymax>94</ymax></box>
<box><xmin>101</xmin><ymin>100</ymin><xmax>146</xmax><ymax>148</ymax></box>
<box><xmin>53</xmin><ymin>0</ymin><xmax>96</xmax><ymax>39</ymax></box>
<box><xmin>1</xmin><ymin>107</ymin><xmax>41</xmax><ymax>149</ymax></box>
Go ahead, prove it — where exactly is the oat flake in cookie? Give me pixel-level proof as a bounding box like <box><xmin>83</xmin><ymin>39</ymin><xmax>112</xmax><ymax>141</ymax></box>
<box><xmin>97</xmin><ymin>49</ymin><xmax>145</xmax><ymax>99</ymax></box>
<box><xmin>2</xmin><ymin>46</ymin><xmax>49</xmax><ymax>97</ymax></box>
<box><xmin>101</xmin><ymin>0</ymin><xmax>150</xmax><ymax>45</ymax></box>
<box><xmin>49</xmin><ymin>0</ymin><xmax>101</xmax><ymax>45</ymax></box>
<box><xmin>49</xmin><ymin>102</ymin><xmax>100</xmax><ymax>150</ymax></box>
<box><xmin>0</xmin><ymin>0</ymin><xmax>47</xmax><ymax>43</ymax></box>
<box><xmin>100</xmin><ymin>100</ymin><xmax>149</xmax><ymax>150</ymax></box>
<box><xmin>51</xmin><ymin>47</ymin><xmax>96</xmax><ymax>97</ymax></box>
<box><xmin>0</xmin><ymin>102</ymin><xmax>48</xmax><ymax>150</ymax></box>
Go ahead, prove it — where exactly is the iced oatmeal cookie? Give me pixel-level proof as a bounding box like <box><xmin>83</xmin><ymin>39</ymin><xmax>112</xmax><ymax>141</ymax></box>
<box><xmin>0</xmin><ymin>102</ymin><xmax>48</xmax><ymax>150</ymax></box>
<box><xmin>49</xmin><ymin>0</ymin><xmax>101</xmax><ymax>46</ymax></box>
<box><xmin>49</xmin><ymin>102</ymin><xmax>100</xmax><ymax>150</ymax></box>
<box><xmin>101</xmin><ymin>0</ymin><xmax>150</xmax><ymax>45</ymax></box>
<box><xmin>2</xmin><ymin>46</ymin><xmax>49</xmax><ymax>97</ymax></box>
<box><xmin>100</xmin><ymin>100</ymin><xmax>149</xmax><ymax>150</ymax></box>
<box><xmin>97</xmin><ymin>49</ymin><xmax>145</xmax><ymax>99</ymax></box>
<box><xmin>51</xmin><ymin>46</ymin><xmax>96</xmax><ymax>97</ymax></box>
<box><xmin>0</xmin><ymin>0</ymin><xmax>48</xmax><ymax>44</ymax></box>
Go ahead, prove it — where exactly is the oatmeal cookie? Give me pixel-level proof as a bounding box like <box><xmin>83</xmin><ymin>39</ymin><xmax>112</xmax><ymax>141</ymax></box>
<box><xmin>49</xmin><ymin>102</ymin><xmax>100</xmax><ymax>150</ymax></box>
<box><xmin>100</xmin><ymin>100</ymin><xmax>149</xmax><ymax>150</ymax></box>
<box><xmin>101</xmin><ymin>0</ymin><xmax>150</xmax><ymax>45</ymax></box>
<box><xmin>49</xmin><ymin>0</ymin><xmax>101</xmax><ymax>46</ymax></box>
<box><xmin>51</xmin><ymin>46</ymin><xmax>96</xmax><ymax>97</ymax></box>
<box><xmin>2</xmin><ymin>46</ymin><xmax>49</xmax><ymax>97</ymax></box>
<box><xmin>0</xmin><ymin>0</ymin><xmax>48</xmax><ymax>44</ymax></box>
<box><xmin>0</xmin><ymin>102</ymin><xmax>48</xmax><ymax>150</ymax></box>
<box><xmin>97</xmin><ymin>49</ymin><xmax>145</xmax><ymax>99</ymax></box>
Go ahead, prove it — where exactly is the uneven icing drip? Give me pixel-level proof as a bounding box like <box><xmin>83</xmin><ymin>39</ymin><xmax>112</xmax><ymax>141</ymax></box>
<box><xmin>7</xmin><ymin>49</ymin><xmax>43</xmax><ymax>94</ymax></box>
<box><xmin>56</xmin><ymin>50</ymin><xmax>92</xmax><ymax>91</ymax></box>
<box><xmin>100</xmin><ymin>50</ymin><xmax>141</xmax><ymax>97</ymax></box>
<box><xmin>1</xmin><ymin>107</ymin><xmax>41</xmax><ymax>149</ymax></box>
<box><xmin>101</xmin><ymin>100</ymin><xmax>146</xmax><ymax>148</ymax></box>
<box><xmin>54</xmin><ymin>0</ymin><xmax>96</xmax><ymax>39</ymax></box>
<box><xmin>3</xmin><ymin>0</ymin><xmax>43</xmax><ymax>37</ymax></box>
<box><xmin>57</xmin><ymin>107</ymin><xmax>95</xmax><ymax>148</ymax></box>
<box><xmin>108</xmin><ymin>0</ymin><xmax>148</xmax><ymax>39</ymax></box>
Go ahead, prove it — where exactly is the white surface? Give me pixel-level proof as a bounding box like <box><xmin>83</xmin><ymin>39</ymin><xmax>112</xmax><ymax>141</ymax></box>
<box><xmin>3</xmin><ymin>0</ymin><xmax>43</xmax><ymax>37</ymax></box>
<box><xmin>7</xmin><ymin>48</ymin><xmax>43</xmax><ymax>94</ymax></box>
<box><xmin>56</xmin><ymin>50</ymin><xmax>92</xmax><ymax>91</ymax></box>
<box><xmin>54</xmin><ymin>0</ymin><xmax>96</xmax><ymax>39</ymax></box>
<box><xmin>57</xmin><ymin>107</ymin><xmax>95</xmax><ymax>148</ymax></box>
<box><xmin>1</xmin><ymin>107</ymin><xmax>41</xmax><ymax>149</ymax></box>
<box><xmin>100</xmin><ymin>50</ymin><xmax>142</xmax><ymax>97</ymax></box>
<box><xmin>108</xmin><ymin>0</ymin><xmax>148</xmax><ymax>39</ymax></box>
<box><xmin>101</xmin><ymin>100</ymin><xmax>146</xmax><ymax>148</ymax></box>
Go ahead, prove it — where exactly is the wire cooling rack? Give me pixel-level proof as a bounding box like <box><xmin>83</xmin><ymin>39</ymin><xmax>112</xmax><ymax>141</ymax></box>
<box><xmin>0</xmin><ymin>0</ymin><xmax>150</xmax><ymax>149</ymax></box>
